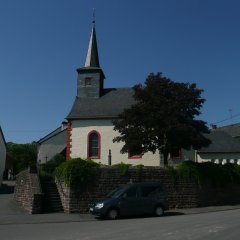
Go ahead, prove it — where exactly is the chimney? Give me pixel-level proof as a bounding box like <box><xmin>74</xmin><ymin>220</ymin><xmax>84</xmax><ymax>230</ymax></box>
<box><xmin>61</xmin><ymin>121</ymin><xmax>68</xmax><ymax>130</ymax></box>
<box><xmin>211</xmin><ymin>124</ymin><xmax>217</xmax><ymax>130</ymax></box>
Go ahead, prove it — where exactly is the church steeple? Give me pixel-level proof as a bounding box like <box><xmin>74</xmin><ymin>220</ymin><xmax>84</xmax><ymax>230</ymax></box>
<box><xmin>76</xmin><ymin>17</ymin><xmax>105</xmax><ymax>99</ymax></box>
<box><xmin>84</xmin><ymin>22</ymin><xmax>100</xmax><ymax>68</ymax></box>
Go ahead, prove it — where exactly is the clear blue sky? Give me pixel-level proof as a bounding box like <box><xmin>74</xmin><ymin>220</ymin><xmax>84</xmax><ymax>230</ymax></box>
<box><xmin>1</xmin><ymin>0</ymin><xmax>240</xmax><ymax>143</ymax></box>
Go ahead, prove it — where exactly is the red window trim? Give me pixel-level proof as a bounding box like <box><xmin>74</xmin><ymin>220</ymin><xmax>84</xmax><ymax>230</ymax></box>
<box><xmin>87</xmin><ymin>130</ymin><xmax>101</xmax><ymax>159</ymax></box>
<box><xmin>66</xmin><ymin>121</ymin><xmax>72</xmax><ymax>160</ymax></box>
<box><xmin>128</xmin><ymin>153</ymin><xmax>142</xmax><ymax>159</ymax></box>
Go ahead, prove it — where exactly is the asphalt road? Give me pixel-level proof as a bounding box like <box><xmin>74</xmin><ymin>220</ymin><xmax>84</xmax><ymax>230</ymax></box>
<box><xmin>1</xmin><ymin>209</ymin><xmax>240</xmax><ymax>240</ymax></box>
<box><xmin>1</xmin><ymin>181</ymin><xmax>240</xmax><ymax>240</ymax></box>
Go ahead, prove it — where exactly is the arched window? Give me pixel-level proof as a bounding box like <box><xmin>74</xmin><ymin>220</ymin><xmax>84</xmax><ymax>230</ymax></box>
<box><xmin>87</xmin><ymin>131</ymin><xmax>100</xmax><ymax>159</ymax></box>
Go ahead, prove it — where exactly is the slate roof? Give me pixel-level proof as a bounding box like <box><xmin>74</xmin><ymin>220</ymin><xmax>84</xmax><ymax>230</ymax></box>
<box><xmin>216</xmin><ymin>123</ymin><xmax>240</xmax><ymax>138</ymax></box>
<box><xmin>0</xmin><ymin>126</ymin><xmax>6</xmax><ymax>147</ymax></box>
<box><xmin>38</xmin><ymin>126</ymin><xmax>67</xmax><ymax>144</ymax></box>
<box><xmin>198</xmin><ymin>131</ymin><xmax>240</xmax><ymax>153</ymax></box>
<box><xmin>67</xmin><ymin>88</ymin><xmax>135</xmax><ymax>119</ymax></box>
<box><xmin>84</xmin><ymin>22</ymin><xmax>100</xmax><ymax>68</ymax></box>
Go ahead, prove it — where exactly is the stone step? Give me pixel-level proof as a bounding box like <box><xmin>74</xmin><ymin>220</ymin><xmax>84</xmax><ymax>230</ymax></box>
<box><xmin>45</xmin><ymin>194</ymin><xmax>61</xmax><ymax>199</ymax></box>
<box><xmin>41</xmin><ymin>179</ymin><xmax>63</xmax><ymax>213</ymax></box>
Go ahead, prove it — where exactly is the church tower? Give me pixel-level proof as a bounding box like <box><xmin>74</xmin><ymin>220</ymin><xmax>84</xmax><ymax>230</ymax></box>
<box><xmin>76</xmin><ymin>20</ymin><xmax>105</xmax><ymax>98</ymax></box>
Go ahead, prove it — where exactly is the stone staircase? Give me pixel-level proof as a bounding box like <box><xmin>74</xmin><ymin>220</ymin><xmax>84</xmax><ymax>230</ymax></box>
<box><xmin>41</xmin><ymin>179</ymin><xmax>63</xmax><ymax>213</ymax></box>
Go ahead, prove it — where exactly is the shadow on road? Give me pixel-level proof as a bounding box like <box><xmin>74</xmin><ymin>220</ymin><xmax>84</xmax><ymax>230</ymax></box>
<box><xmin>164</xmin><ymin>211</ymin><xmax>185</xmax><ymax>217</ymax></box>
<box><xmin>95</xmin><ymin>211</ymin><xmax>185</xmax><ymax>221</ymax></box>
<box><xmin>0</xmin><ymin>183</ymin><xmax>14</xmax><ymax>194</ymax></box>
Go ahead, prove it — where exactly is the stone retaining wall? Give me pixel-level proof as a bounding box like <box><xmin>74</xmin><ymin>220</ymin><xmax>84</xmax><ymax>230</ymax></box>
<box><xmin>15</xmin><ymin>166</ymin><xmax>240</xmax><ymax>214</ymax></box>
<box><xmin>14</xmin><ymin>167</ymin><xmax>43</xmax><ymax>214</ymax></box>
<box><xmin>56</xmin><ymin>167</ymin><xmax>202</xmax><ymax>213</ymax></box>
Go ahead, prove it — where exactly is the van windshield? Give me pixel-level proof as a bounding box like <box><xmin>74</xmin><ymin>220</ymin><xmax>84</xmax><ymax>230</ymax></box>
<box><xmin>107</xmin><ymin>186</ymin><xmax>126</xmax><ymax>198</ymax></box>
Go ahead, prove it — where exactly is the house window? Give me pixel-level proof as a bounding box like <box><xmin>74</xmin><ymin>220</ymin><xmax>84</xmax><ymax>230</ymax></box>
<box><xmin>85</xmin><ymin>77</ymin><xmax>92</xmax><ymax>86</ymax></box>
<box><xmin>128</xmin><ymin>152</ymin><xmax>142</xmax><ymax>159</ymax></box>
<box><xmin>170</xmin><ymin>149</ymin><xmax>183</xmax><ymax>160</ymax></box>
<box><xmin>87</xmin><ymin>130</ymin><xmax>100</xmax><ymax>159</ymax></box>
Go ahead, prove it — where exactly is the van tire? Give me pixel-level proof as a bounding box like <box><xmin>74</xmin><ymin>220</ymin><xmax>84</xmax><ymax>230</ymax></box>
<box><xmin>107</xmin><ymin>208</ymin><xmax>119</xmax><ymax>220</ymax></box>
<box><xmin>154</xmin><ymin>205</ymin><xmax>164</xmax><ymax>217</ymax></box>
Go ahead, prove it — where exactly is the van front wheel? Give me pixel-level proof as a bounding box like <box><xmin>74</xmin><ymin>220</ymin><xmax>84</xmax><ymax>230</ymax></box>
<box><xmin>107</xmin><ymin>208</ymin><xmax>119</xmax><ymax>220</ymax></box>
<box><xmin>154</xmin><ymin>205</ymin><xmax>164</xmax><ymax>217</ymax></box>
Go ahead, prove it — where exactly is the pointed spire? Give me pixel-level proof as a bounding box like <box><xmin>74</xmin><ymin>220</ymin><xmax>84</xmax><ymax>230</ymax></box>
<box><xmin>84</xmin><ymin>18</ymin><xmax>100</xmax><ymax>68</ymax></box>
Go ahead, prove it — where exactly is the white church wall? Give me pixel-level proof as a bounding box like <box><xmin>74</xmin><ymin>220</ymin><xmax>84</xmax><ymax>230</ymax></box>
<box><xmin>70</xmin><ymin>119</ymin><xmax>160</xmax><ymax>166</ymax></box>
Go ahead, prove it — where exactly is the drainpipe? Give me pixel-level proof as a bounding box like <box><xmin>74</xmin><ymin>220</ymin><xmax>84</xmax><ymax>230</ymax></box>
<box><xmin>108</xmin><ymin>149</ymin><xmax>112</xmax><ymax>166</ymax></box>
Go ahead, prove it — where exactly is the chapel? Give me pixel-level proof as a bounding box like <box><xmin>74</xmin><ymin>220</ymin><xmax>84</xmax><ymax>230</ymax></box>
<box><xmin>66</xmin><ymin>20</ymin><xmax>162</xmax><ymax>166</ymax></box>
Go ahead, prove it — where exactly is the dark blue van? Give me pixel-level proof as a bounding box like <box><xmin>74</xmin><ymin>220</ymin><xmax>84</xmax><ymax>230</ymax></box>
<box><xmin>89</xmin><ymin>182</ymin><xmax>168</xmax><ymax>219</ymax></box>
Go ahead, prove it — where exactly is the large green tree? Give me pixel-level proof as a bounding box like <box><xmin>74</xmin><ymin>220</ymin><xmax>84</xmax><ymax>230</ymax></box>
<box><xmin>7</xmin><ymin>142</ymin><xmax>38</xmax><ymax>173</ymax></box>
<box><xmin>113</xmin><ymin>73</ymin><xmax>211</xmax><ymax>166</ymax></box>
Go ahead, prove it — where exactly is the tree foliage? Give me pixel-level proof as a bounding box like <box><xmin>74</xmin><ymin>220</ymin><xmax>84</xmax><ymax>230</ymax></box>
<box><xmin>113</xmin><ymin>72</ymin><xmax>211</xmax><ymax>166</ymax></box>
<box><xmin>54</xmin><ymin>158</ymin><xmax>99</xmax><ymax>191</ymax></box>
<box><xmin>7</xmin><ymin>142</ymin><xmax>38</xmax><ymax>173</ymax></box>
<box><xmin>40</xmin><ymin>153</ymin><xmax>66</xmax><ymax>177</ymax></box>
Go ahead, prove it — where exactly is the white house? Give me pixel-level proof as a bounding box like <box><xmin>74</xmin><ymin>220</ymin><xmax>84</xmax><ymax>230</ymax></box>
<box><xmin>66</xmin><ymin>21</ymin><xmax>162</xmax><ymax>166</ymax></box>
<box><xmin>0</xmin><ymin>126</ymin><xmax>7</xmax><ymax>185</ymax></box>
<box><xmin>216</xmin><ymin>123</ymin><xmax>240</xmax><ymax>141</ymax></box>
<box><xmin>196</xmin><ymin>131</ymin><xmax>240</xmax><ymax>164</ymax></box>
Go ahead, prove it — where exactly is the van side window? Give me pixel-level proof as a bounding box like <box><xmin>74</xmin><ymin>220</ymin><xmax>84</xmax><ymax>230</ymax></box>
<box><xmin>125</xmin><ymin>187</ymin><xmax>138</xmax><ymax>197</ymax></box>
<box><xmin>141</xmin><ymin>186</ymin><xmax>162</xmax><ymax>197</ymax></box>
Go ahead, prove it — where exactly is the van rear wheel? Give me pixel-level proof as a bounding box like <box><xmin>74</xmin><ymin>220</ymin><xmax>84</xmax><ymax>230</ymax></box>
<box><xmin>107</xmin><ymin>208</ymin><xmax>119</xmax><ymax>220</ymax></box>
<box><xmin>154</xmin><ymin>205</ymin><xmax>164</xmax><ymax>217</ymax></box>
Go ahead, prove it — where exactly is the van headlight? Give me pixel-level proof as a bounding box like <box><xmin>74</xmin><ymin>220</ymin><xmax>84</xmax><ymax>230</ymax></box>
<box><xmin>95</xmin><ymin>203</ymin><xmax>104</xmax><ymax>209</ymax></box>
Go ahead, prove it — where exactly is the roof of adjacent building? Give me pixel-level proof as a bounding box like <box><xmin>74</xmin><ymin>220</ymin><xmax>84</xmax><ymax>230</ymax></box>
<box><xmin>216</xmin><ymin>123</ymin><xmax>240</xmax><ymax>138</ymax></box>
<box><xmin>198</xmin><ymin>131</ymin><xmax>240</xmax><ymax>153</ymax></box>
<box><xmin>0</xmin><ymin>125</ymin><xmax>6</xmax><ymax>147</ymax></box>
<box><xmin>38</xmin><ymin>123</ymin><xmax>67</xmax><ymax>144</ymax></box>
<box><xmin>67</xmin><ymin>88</ymin><xmax>135</xmax><ymax>119</ymax></box>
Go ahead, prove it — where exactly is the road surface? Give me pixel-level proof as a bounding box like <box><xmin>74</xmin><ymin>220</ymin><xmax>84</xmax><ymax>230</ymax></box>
<box><xmin>1</xmin><ymin>209</ymin><xmax>240</xmax><ymax>240</ymax></box>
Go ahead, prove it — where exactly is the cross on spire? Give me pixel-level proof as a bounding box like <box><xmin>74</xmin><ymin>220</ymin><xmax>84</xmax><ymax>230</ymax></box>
<box><xmin>93</xmin><ymin>8</ymin><xmax>95</xmax><ymax>23</ymax></box>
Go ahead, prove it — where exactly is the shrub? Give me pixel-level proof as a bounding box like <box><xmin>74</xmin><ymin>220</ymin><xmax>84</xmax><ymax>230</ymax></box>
<box><xmin>173</xmin><ymin>161</ymin><xmax>202</xmax><ymax>186</ymax></box>
<box><xmin>219</xmin><ymin>163</ymin><xmax>240</xmax><ymax>185</ymax></box>
<box><xmin>135</xmin><ymin>164</ymin><xmax>144</xmax><ymax>174</ymax></box>
<box><xmin>165</xmin><ymin>165</ymin><xmax>179</xmax><ymax>185</ymax></box>
<box><xmin>234</xmin><ymin>164</ymin><xmax>240</xmax><ymax>183</ymax></box>
<box><xmin>197</xmin><ymin>162</ymin><xmax>225</xmax><ymax>187</ymax></box>
<box><xmin>112</xmin><ymin>162</ymin><xmax>131</xmax><ymax>175</ymax></box>
<box><xmin>174</xmin><ymin>161</ymin><xmax>240</xmax><ymax>188</ymax></box>
<box><xmin>54</xmin><ymin>158</ymin><xmax>99</xmax><ymax>191</ymax></box>
<box><xmin>40</xmin><ymin>154</ymin><xmax>66</xmax><ymax>177</ymax></box>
